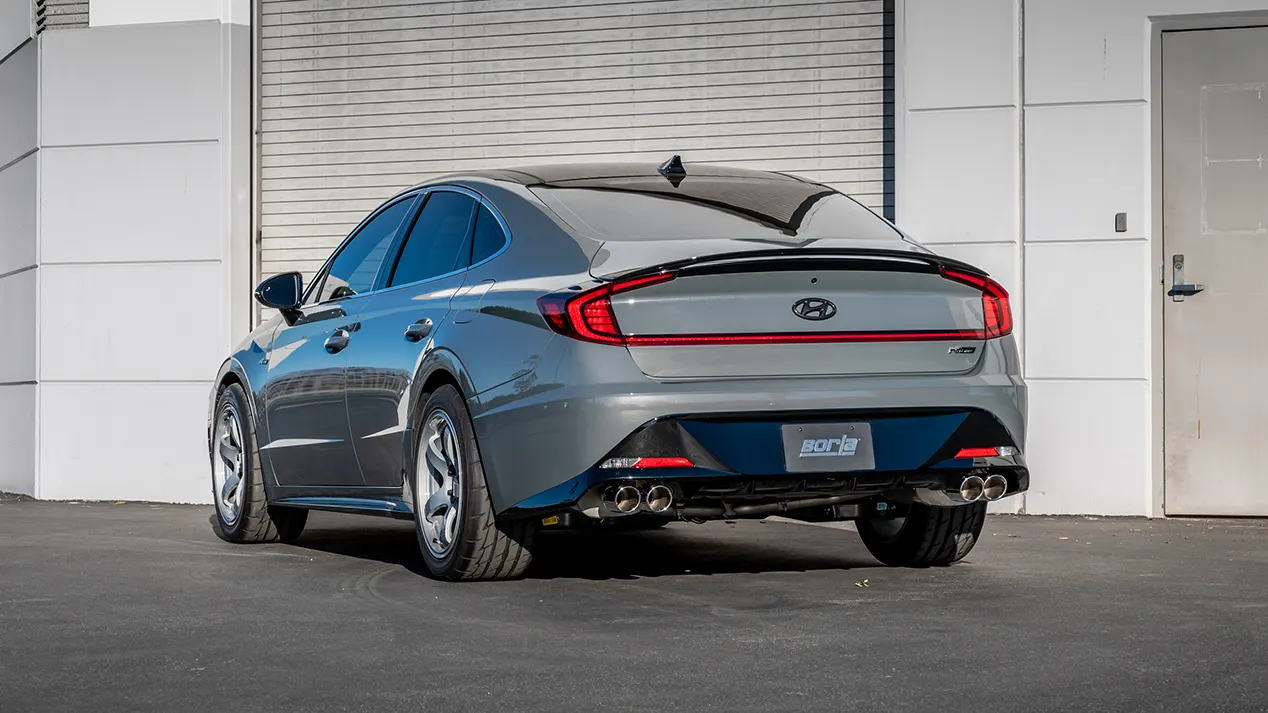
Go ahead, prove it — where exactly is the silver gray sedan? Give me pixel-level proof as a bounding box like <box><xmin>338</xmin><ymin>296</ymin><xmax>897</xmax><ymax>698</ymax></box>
<box><xmin>208</xmin><ymin>159</ymin><xmax>1028</xmax><ymax>581</ymax></box>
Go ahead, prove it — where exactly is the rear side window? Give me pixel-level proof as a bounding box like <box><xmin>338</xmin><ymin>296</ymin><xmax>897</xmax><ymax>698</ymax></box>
<box><xmin>388</xmin><ymin>191</ymin><xmax>477</xmax><ymax>287</ymax></box>
<box><xmin>471</xmin><ymin>204</ymin><xmax>508</xmax><ymax>264</ymax></box>
<box><xmin>317</xmin><ymin>197</ymin><xmax>416</xmax><ymax>303</ymax></box>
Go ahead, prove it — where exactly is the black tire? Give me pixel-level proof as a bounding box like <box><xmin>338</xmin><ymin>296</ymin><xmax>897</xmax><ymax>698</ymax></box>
<box><xmin>209</xmin><ymin>383</ymin><xmax>308</xmax><ymax>544</ymax></box>
<box><xmin>856</xmin><ymin>501</ymin><xmax>986</xmax><ymax>567</ymax></box>
<box><xmin>411</xmin><ymin>385</ymin><xmax>535</xmax><ymax>581</ymax></box>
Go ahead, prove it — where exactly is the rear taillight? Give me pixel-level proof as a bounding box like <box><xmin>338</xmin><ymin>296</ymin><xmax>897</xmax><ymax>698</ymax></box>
<box><xmin>537</xmin><ymin>271</ymin><xmax>676</xmax><ymax>345</ymax></box>
<box><xmin>940</xmin><ymin>268</ymin><xmax>1013</xmax><ymax>339</ymax></box>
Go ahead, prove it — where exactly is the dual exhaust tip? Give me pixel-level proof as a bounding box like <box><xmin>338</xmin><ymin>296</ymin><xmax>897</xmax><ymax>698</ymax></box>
<box><xmin>610</xmin><ymin>484</ymin><xmax>673</xmax><ymax>514</ymax></box>
<box><xmin>960</xmin><ymin>474</ymin><xmax>1009</xmax><ymax>503</ymax></box>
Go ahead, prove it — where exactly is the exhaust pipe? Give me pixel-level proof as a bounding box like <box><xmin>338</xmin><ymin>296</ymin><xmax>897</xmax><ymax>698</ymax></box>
<box><xmin>982</xmin><ymin>474</ymin><xmax>1008</xmax><ymax>501</ymax></box>
<box><xmin>611</xmin><ymin>485</ymin><xmax>641</xmax><ymax>513</ymax></box>
<box><xmin>645</xmin><ymin>484</ymin><xmax>673</xmax><ymax>513</ymax></box>
<box><xmin>959</xmin><ymin>475</ymin><xmax>985</xmax><ymax>503</ymax></box>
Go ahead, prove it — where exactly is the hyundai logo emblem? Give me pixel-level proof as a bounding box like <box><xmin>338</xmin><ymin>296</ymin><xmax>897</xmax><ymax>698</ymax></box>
<box><xmin>791</xmin><ymin>298</ymin><xmax>837</xmax><ymax>321</ymax></box>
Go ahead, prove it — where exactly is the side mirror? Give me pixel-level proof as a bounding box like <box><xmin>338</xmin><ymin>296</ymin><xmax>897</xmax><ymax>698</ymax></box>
<box><xmin>254</xmin><ymin>272</ymin><xmax>303</xmax><ymax>312</ymax></box>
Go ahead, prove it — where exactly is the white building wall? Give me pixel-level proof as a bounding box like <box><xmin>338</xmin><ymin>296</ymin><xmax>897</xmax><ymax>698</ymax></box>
<box><xmin>0</xmin><ymin>2</ymin><xmax>37</xmax><ymax>497</ymax></box>
<box><xmin>898</xmin><ymin>0</ymin><xmax>1268</xmax><ymax>515</ymax></box>
<box><xmin>29</xmin><ymin>4</ymin><xmax>252</xmax><ymax>502</ymax></box>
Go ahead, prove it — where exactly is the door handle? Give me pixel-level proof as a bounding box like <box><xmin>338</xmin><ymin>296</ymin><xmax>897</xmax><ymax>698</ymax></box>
<box><xmin>404</xmin><ymin>318</ymin><xmax>433</xmax><ymax>342</ymax></box>
<box><xmin>324</xmin><ymin>329</ymin><xmax>351</xmax><ymax>353</ymax></box>
<box><xmin>1168</xmin><ymin>254</ymin><xmax>1205</xmax><ymax>302</ymax></box>
<box><xmin>1167</xmin><ymin>284</ymin><xmax>1205</xmax><ymax>298</ymax></box>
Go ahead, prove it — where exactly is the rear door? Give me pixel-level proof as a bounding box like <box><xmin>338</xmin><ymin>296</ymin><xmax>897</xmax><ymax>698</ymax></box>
<box><xmin>348</xmin><ymin>189</ymin><xmax>477</xmax><ymax>487</ymax></box>
<box><xmin>261</xmin><ymin>194</ymin><xmax>419</xmax><ymax>487</ymax></box>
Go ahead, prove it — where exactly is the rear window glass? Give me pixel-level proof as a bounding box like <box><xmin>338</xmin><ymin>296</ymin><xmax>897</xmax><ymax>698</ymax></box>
<box><xmin>529</xmin><ymin>178</ymin><xmax>900</xmax><ymax>242</ymax></box>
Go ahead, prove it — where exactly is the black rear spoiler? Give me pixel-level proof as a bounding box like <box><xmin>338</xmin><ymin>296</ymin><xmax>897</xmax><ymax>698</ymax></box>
<box><xmin>614</xmin><ymin>247</ymin><xmax>990</xmax><ymax>281</ymax></box>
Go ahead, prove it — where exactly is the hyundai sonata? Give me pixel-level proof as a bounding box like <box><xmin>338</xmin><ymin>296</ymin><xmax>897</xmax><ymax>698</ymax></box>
<box><xmin>208</xmin><ymin>158</ymin><xmax>1028</xmax><ymax>580</ymax></box>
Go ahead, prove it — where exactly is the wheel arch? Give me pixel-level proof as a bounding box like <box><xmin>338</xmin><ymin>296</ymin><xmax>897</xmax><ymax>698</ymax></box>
<box><xmin>399</xmin><ymin>348</ymin><xmax>481</xmax><ymax>493</ymax></box>
<box><xmin>209</xmin><ymin>357</ymin><xmax>277</xmax><ymax>489</ymax></box>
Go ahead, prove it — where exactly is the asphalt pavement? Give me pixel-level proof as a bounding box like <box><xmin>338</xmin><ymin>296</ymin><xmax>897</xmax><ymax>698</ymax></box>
<box><xmin>1</xmin><ymin>501</ymin><xmax>1266</xmax><ymax>712</ymax></box>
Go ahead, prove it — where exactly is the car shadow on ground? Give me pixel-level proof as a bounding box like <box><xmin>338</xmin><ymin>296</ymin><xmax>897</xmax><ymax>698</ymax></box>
<box><xmin>285</xmin><ymin>518</ymin><xmax>881</xmax><ymax>581</ymax></box>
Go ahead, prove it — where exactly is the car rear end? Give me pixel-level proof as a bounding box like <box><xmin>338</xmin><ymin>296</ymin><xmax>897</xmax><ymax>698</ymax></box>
<box><xmin>470</xmin><ymin>166</ymin><xmax>1026</xmax><ymax>557</ymax></box>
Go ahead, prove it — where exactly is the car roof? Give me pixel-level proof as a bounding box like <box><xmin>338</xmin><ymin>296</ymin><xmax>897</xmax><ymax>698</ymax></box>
<box><xmin>408</xmin><ymin>160</ymin><xmax>820</xmax><ymax>191</ymax></box>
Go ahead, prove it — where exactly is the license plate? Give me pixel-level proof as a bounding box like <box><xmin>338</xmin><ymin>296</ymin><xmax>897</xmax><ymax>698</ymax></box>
<box><xmin>781</xmin><ymin>423</ymin><xmax>875</xmax><ymax>473</ymax></box>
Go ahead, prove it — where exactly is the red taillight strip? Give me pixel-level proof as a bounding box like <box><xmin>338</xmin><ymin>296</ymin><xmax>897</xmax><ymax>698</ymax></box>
<box><xmin>940</xmin><ymin>268</ymin><xmax>1013</xmax><ymax>338</ymax></box>
<box><xmin>624</xmin><ymin>329</ymin><xmax>986</xmax><ymax>346</ymax></box>
<box><xmin>539</xmin><ymin>267</ymin><xmax>1009</xmax><ymax>346</ymax></box>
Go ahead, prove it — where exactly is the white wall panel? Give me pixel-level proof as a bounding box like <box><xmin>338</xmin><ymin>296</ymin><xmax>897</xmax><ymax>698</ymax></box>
<box><xmin>41</xmin><ymin>143</ymin><xmax>222</xmax><ymax>264</ymax></box>
<box><xmin>0</xmin><ymin>384</ymin><xmax>36</xmax><ymax>496</ymax></box>
<box><xmin>38</xmin><ymin>382</ymin><xmax>212</xmax><ymax>503</ymax></box>
<box><xmin>0</xmin><ymin>40</ymin><xmax>36</xmax><ymax>168</ymax></box>
<box><xmin>40</xmin><ymin>21</ymin><xmax>221</xmax><ymax>146</ymax></box>
<box><xmin>1024</xmin><ymin>241</ymin><xmax>1148</xmax><ymax>380</ymax></box>
<box><xmin>0</xmin><ymin>268</ymin><xmax>36</xmax><ymax>383</ymax></box>
<box><xmin>902</xmin><ymin>108</ymin><xmax>1016</xmax><ymax>243</ymax></box>
<box><xmin>0</xmin><ymin>0</ymin><xmax>31</xmax><ymax>58</ymax></box>
<box><xmin>902</xmin><ymin>0</ymin><xmax>1015</xmax><ymax>110</ymax></box>
<box><xmin>1025</xmin><ymin>379</ymin><xmax>1149</xmax><ymax>515</ymax></box>
<box><xmin>90</xmin><ymin>0</ymin><xmax>220</xmax><ymax>26</ymax></box>
<box><xmin>1025</xmin><ymin>0</ymin><xmax>1268</xmax><ymax>105</ymax></box>
<box><xmin>259</xmin><ymin>0</ymin><xmax>895</xmax><ymax>280</ymax></box>
<box><xmin>1025</xmin><ymin>103</ymin><xmax>1147</xmax><ymax>242</ymax></box>
<box><xmin>40</xmin><ymin>262</ymin><xmax>227</xmax><ymax>382</ymax></box>
<box><xmin>0</xmin><ymin>151</ymin><xmax>36</xmax><ymax>276</ymax></box>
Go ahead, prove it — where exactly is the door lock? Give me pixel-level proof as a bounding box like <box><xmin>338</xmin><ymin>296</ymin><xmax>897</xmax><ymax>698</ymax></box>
<box><xmin>1167</xmin><ymin>254</ymin><xmax>1205</xmax><ymax>302</ymax></box>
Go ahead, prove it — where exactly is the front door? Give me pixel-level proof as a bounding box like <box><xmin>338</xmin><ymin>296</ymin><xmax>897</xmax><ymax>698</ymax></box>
<box><xmin>260</xmin><ymin>193</ymin><xmax>420</xmax><ymax>488</ymax></box>
<box><xmin>259</xmin><ymin>300</ymin><xmax>365</xmax><ymax>487</ymax></box>
<box><xmin>348</xmin><ymin>189</ymin><xmax>477</xmax><ymax>487</ymax></box>
<box><xmin>1163</xmin><ymin>26</ymin><xmax>1268</xmax><ymax>516</ymax></box>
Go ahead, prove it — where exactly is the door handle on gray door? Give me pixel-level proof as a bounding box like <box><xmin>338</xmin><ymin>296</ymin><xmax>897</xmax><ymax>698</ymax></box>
<box><xmin>324</xmin><ymin>329</ymin><xmax>351</xmax><ymax>353</ymax></box>
<box><xmin>1169</xmin><ymin>253</ymin><xmax>1205</xmax><ymax>302</ymax></box>
<box><xmin>404</xmin><ymin>319</ymin><xmax>433</xmax><ymax>342</ymax></box>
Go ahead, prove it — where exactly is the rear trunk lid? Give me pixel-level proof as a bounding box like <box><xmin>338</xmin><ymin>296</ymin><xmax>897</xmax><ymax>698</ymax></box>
<box><xmin>597</xmin><ymin>248</ymin><xmax>991</xmax><ymax>380</ymax></box>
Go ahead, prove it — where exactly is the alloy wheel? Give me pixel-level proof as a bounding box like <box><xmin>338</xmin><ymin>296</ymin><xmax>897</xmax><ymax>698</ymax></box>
<box><xmin>213</xmin><ymin>404</ymin><xmax>246</xmax><ymax>525</ymax></box>
<box><xmin>418</xmin><ymin>409</ymin><xmax>464</xmax><ymax>558</ymax></box>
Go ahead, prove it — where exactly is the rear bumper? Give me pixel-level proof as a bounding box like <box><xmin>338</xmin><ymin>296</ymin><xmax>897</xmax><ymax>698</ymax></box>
<box><xmin>472</xmin><ymin>335</ymin><xmax>1026</xmax><ymax>514</ymax></box>
<box><xmin>501</xmin><ymin>409</ymin><xmax>1029</xmax><ymax>517</ymax></box>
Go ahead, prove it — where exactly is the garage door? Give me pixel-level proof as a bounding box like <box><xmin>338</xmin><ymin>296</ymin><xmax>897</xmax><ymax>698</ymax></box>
<box><xmin>259</xmin><ymin>0</ymin><xmax>894</xmax><ymax>283</ymax></box>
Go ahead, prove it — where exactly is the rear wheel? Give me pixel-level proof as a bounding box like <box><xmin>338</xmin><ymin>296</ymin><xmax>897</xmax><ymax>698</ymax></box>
<box><xmin>411</xmin><ymin>385</ymin><xmax>535</xmax><ymax>581</ymax></box>
<box><xmin>856</xmin><ymin>501</ymin><xmax>986</xmax><ymax>567</ymax></box>
<box><xmin>209</xmin><ymin>383</ymin><xmax>308</xmax><ymax>544</ymax></box>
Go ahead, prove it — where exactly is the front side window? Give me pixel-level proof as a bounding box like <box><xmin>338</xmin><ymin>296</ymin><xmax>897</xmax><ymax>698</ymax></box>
<box><xmin>387</xmin><ymin>191</ymin><xmax>477</xmax><ymax>287</ymax></box>
<box><xmin>317</xmin><ymin>197</ymin><xmax>416</xmax><ymax>303</ymax></box>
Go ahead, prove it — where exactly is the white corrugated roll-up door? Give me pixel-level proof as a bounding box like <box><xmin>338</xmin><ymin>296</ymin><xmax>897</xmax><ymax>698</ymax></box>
<box><xmin>259</xmin><ymin>0</ymin><xmax>894</xmax><ymax>282</ymax></box>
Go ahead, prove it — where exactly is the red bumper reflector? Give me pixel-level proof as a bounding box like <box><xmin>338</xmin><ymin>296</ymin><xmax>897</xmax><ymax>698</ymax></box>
<box><xmin>633</xmin><ymin>457</ymin><xmax>694</xmax><ymax>469</ymax></box>
<box><xmin>955</xmin><ymin>447</ymin><xmax>1000</xmax><ymax>458</ymax></box>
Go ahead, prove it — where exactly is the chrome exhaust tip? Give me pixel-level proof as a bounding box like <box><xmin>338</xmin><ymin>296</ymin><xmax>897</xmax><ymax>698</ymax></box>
<box><xmin>612</xmin><ymin>485</ymin><xmax>642</xmax><ymax>513</ymax></box>
<box><xmin>982</xmin><ymin>474</ymin><xmax>1009</xmax><ymax>501</ymax></box>
<box><xmin>645</xmin><ymin>484</ymin><xmax>673</xmax><ymax>513</ymax></box>
<box><xmin>959</xmin><ymin>475</ymin><xmax>985</xmax><ymax>503</ymax></box>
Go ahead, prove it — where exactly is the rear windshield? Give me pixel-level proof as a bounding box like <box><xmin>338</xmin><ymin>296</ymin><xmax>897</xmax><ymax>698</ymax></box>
<box><xmin>529</xmin><ymin>177</ymin><xmax>901</xmax><ymax>242</ymax></box>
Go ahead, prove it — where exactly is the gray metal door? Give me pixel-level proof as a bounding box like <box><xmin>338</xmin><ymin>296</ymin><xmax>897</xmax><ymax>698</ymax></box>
<box><xmin>1163</xmin><ymin>27</ymin><xmax>1268</xmax><ymax>516</ymax></box>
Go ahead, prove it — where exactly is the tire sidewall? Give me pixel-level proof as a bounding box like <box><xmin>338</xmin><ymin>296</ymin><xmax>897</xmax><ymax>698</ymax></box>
<box><xmin>412</xmin><ymin>385</ymin><xmax>481</xmax><ymax>577</ymax></box>
<box><xmin>210</xmin><ymin>384</ymin><xmax>261</xmax><ymax>541</ymax></box>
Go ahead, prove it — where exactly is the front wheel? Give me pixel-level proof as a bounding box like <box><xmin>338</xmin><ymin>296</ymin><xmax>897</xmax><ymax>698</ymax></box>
<box><xmin>856</xmin><ymin>501</ymin><xmax>986</xmax><ymax>567</ymax></box>
<box><xmin>411</xmin><ymin>385</ymin><xmax>535</xmax><ymax>581</ymax></box>
<box><xmin>209</xmin><ymin>382</ymin><xmax>308</xmax><ymax>544</ymax></box>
